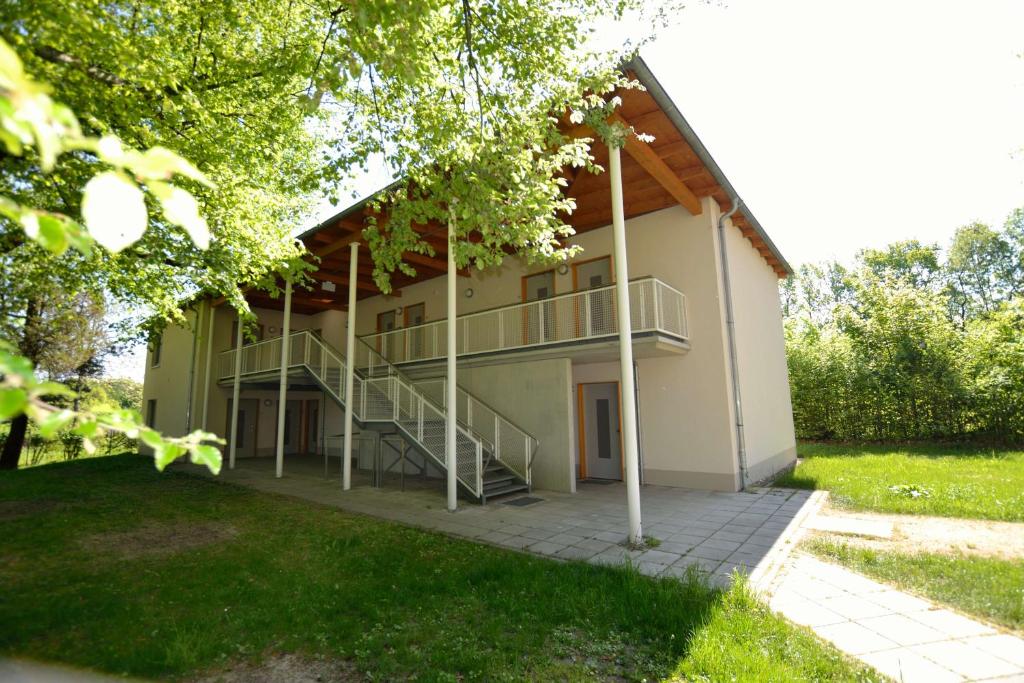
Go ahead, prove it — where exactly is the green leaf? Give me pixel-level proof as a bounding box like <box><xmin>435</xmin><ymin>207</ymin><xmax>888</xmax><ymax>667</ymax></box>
<box><xmin>73</xmin><ymin>419</ymin><xmax>99</xmax><ymax>439</ymax></box>
<box><xmin>153</xmin><ymin>441</ymin><xmax>186</xmax><ymax>471</ymax></box>
<box><xmin>36</xmin><ymin>409</ymin><xmax>74</xmax><ymax>438</ymax></box>
<box><xmin>138</xmin><ymin>428</ymin><xmax>163</xmax><ymax>449</ymax></box>
<box><xmin>190</xmin><ymin>444</ymin><xmax>222</xmax><ymax>474</ymax></box>
<box><xmin>33</xmin><ymin>381</ymin><xmax>77</xmax><ymax>399</ymax></box>
<box><xmin>34</xmin><ymin>213</ymin><xmax>70</xmax><ymax>254</ymax></box>
<box><xmin>0</xmin><ymin>388</ymin><xmax>27</xmax><ymax>420</ymax></box>
<box><xmin>81</xmin><ymin>171</ymin><xmax>147</xmax><ymax>252</ymax></box>
<box><xmin>150</xmin><ymin>182</ymin><xmax>210</xmax><ymax>249</ymax></box>
<box><xmin>134</xmin><ymin>147</ymin><xmax>212</xmax><ymax>187</ymax></box>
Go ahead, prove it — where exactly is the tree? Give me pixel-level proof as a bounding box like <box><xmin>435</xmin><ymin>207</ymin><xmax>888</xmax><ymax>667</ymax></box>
<box><xmin>945</xmin><ymin>222</ymin><xmax>1014</xmax><ymax>320</ymax></box>
<box><xmin>2</xmin><ymin>2</ymin><xmax>678</xmax><ymax>468</ymax></box>
<box><xmin>857</xmin><ymin>240</ymin><xmax>941</xmax><ymax>290</ymax></box>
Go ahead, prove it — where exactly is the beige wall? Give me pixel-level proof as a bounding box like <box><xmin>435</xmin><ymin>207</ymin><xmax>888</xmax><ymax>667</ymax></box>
<box><xmin>571</xmin><ymin>200</ymin><xmax>741</xmax><ymax>491</ymax></box>
<box><xmin>141</xmin><ymin>308</ymin><xmax>201</xmax><ymax>439</ymax></box>
<box><xmin>143</xmin><ymin>198</ymin><xmax>795</xmax><ymax>493</ymax></box>
<box><xmin>720</xmin><ymin>211</ymin><xmax>797</xmax><ymax>483</ymax></box>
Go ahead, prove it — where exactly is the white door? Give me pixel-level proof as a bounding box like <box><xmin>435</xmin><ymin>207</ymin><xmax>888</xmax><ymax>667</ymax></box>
<box><xmin>582</xmin><ymin>383</ymin><xmax>622</xmax><ymax>480</ymax></box>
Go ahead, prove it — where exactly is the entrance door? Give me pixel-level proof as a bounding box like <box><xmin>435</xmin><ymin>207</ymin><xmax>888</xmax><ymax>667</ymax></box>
<box><xmin>377</xmin><ymin>309</ymin><xmax>397</xmax><ymax>357</ymax></box>
<box><xmin>306</xmin><ymin>400</ymin><xmax>320</xmax><ymax>455</ymax></box>
<box><xmin>225</xmin><ymin>398</ymin><xmax>259</xmax><ymax>458</ymax></box>
<box><xmin>522</xmin><ymin>270</ymin><xmax>556</xmax><ymax>344</ymax></box>
<box><xmin>580</xmin><ymin>382</ymin><xmax>622</xmax><ymax>480</ymax></box>
<box><xmin>275</xmin><ymin>399</ymin><xmax>303</xmax><ymax>455</ymax></box>
<box><xmin>574</xmin><ymin>256</ymin><xmax>614</xmax><ymax>335</ymax></box>
<box><xmin>404</xmin><ymin>303</ymin><xmax>425</xmax><ymax>360</ymax></box>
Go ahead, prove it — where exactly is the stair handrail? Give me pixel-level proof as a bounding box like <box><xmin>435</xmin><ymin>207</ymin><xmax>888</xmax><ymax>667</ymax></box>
<box><xmin>220</xmin><ymin>330</ymin><xmax>486</xmax><ymax>498</ymax></box>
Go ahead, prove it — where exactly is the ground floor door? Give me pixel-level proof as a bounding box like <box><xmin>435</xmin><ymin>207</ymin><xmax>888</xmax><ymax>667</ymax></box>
<box><xmin>305</xmin><ymin>399</ymin><xmax>320</xmax><ymax>455</ymax></box>
<box><xmin>579</xmin><ymin>382</ymin><xmax>623</xmax><ymax>480</ymax></box>
<box><xmin>225</xmin><ymin>398</ymin><xmax>259</xmax><ymax>458</ymax></box>
<box><xmin>282</xmin><ymin>399</ymin><xmax>302</xmax><ymax>455</ymax></box>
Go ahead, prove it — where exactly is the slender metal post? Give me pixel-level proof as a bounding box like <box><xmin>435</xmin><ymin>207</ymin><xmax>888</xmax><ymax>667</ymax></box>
<box><xmin>201</xmin><ymin>301</ymin><xmax>216</xmax><ymax>430</ymax></box>
<box><xmin>228</xmin><ymin>309</ymin><xmax>243</xmax><ymax>469</ymax></box>
<box><xmin>343</xmin><ymin>241</ymin><xmax>359</xmax><ymax>490</ymax></box>
<box><xmin>446</xmin><ymin>210</ymin><xmax>458</xmax><ymax>511</ymax></box>
<box><xmin>275</xmin><ymin>278</ymin><xmax>292</xmax><ymax>478</ymax></box>
<box><xmin>610</xmin><ymin>144</ymin><xmax>643</xmax><ymax>544</ymax></box>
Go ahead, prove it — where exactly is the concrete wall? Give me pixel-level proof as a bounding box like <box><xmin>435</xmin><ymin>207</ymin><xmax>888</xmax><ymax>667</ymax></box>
<box><xmin>449</xmin><ymin>357</ymin><xmax>575</xmax><ymax>493</ymax></box>
<box><xmin>720</xmin><ymin>211</ymin><xmax>797</xmax><ymax>483</ymax></box>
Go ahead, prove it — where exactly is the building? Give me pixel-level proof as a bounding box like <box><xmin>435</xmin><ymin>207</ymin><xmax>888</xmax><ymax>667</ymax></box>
<box><xmin>142</xmin><ymin>57</ymin><xmax>796</xmax><ymax>539</ymax></box>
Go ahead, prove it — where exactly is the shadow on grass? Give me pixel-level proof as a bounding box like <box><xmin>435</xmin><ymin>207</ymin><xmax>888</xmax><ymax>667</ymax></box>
<box><xmin>0</xmin><ymin>456</ymin><xmax>870</xmax><ymax>681</ymax></box>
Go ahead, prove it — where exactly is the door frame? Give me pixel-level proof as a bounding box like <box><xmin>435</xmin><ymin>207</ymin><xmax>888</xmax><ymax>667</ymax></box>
<box><xmin>576</xmin><ymin>381</ymin><xmax>625</xmax><ymax>481</ymax></box>
<box><xmin>570</xmin><ymin>254</ymin><xmax>614</xmax><ymax>290</ymax></box>
<box><xmin>571</xmin><ymin>255</ymin><xmax>613</xmax><ymax>337</ymax></box>
<box><xmin>521</xmin><ymin>269</ymin><xmax>557</xmax><ymax>345</ymax></box>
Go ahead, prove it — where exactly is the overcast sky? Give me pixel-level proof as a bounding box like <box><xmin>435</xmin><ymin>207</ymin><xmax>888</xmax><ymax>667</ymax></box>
<box><xmin>110</xmin><ymin>1</ymin><xmax>1024</xmax><ymax>381</ymax></box>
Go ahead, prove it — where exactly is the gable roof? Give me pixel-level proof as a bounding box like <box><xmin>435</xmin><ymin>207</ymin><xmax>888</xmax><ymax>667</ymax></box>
<box><xmin>255</xmin><ymin>57</ymin><xmax>790</xmax><ymax>314</ymax></box>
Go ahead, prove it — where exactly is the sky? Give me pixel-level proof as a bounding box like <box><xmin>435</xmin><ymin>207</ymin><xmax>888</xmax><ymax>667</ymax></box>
<box><xmin>109</xmin><ymin>0</ymin><xmax>1024</xmax><ymax>381</ymax></box>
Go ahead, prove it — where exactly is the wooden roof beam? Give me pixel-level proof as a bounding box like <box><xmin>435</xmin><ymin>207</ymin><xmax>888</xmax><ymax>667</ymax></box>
<box><xmin>563</xmin><ymin>115</ymin><xmax>702</xmax><ymax>217</ymax></box>
<box><xmin>611</xmin><ymin>113</ymin><xmax>702</xmax><ymax>216</ymax></box>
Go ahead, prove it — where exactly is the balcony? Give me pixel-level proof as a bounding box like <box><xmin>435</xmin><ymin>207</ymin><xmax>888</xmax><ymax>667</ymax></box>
<box><xmin>360</xmin><ymin>276</ymin><xmax>689</xmax><ymax>366</ymax></box>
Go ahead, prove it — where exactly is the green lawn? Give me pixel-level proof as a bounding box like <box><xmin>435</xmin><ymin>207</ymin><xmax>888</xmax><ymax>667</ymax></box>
<box><xmin>0</xmin><ymin>456</ymin><xmax>877</xmax><ymax>682</ymax></box>
<box><xmin>774</xmin><ymin>442</ymin><xmax>1024</xmax><ymax>521</ymax></box>
<box><xmin>805</xmin><ymin>538</ymin><xmax>1024</xmax><ymax>633</ymax></box>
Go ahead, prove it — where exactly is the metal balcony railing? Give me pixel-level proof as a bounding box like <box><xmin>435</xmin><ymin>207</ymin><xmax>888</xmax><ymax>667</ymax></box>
<box><xmin>360</xmin><ymin>276</ymin><xmax>687</xmax><ymax>365</ymax></box>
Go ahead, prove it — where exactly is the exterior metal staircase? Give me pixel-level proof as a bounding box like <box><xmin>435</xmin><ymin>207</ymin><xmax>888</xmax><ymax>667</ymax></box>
<box><xmin>218</xmin><ymin>330</ymin><xmax>537</xmax><ymax>503</ymax></box>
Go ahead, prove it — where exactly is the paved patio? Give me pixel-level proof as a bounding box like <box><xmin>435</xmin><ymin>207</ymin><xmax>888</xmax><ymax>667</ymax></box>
<box><xmin>193</xmin><ymin>455</ymin><xmax>819</xmax><ymax>587</ymax></box>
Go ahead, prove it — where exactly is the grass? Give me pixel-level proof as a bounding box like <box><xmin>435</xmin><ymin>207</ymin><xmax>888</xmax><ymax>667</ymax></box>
<box><xmin>805</xmin><ymin>538</ymin><xmax>1024</xmax><ymax>633</ymax></box>
<box><xmin>0</xmin><ymin>455</ymin><xmax>879</xmax><ymax>681</ymax></box>
<box><xmin>773</xmin><ymin>442</ymin><xmax>1024</xmax><ymax>521</ymax></box>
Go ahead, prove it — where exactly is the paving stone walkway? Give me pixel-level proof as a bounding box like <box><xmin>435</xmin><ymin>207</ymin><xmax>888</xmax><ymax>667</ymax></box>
<box><xmin>194</xmin><ymin>457</ymin><xmax>819</xmax><ymax>586</ymax></box>
<box><xmin>769</xmin><ymin>550</ymin><xmax>1024</xmax><ymax>681</ymax></box>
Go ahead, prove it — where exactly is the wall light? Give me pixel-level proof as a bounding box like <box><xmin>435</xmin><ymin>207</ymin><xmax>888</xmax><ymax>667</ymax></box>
<box><xmin>464</xmin><ymin>287</ymin><xmax>474</xmax><ymax>298</ymax></box>
<box><xmin>557</xmin><ymin>263</ymin><xmax>570</xmax><ymax>276</ymax></box>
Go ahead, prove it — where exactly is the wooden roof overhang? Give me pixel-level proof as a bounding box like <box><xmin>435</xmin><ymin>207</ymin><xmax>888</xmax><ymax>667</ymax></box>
<box><xmin>246</xmin><ymin>56</ymin><xmax>791</xmax><ymax>315</ymax></box>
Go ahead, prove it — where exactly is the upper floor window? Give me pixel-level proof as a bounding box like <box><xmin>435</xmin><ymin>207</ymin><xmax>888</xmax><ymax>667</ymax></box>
<box><xmin>149</xmin><ymin>335</ymin><xmax>162</xmax><ymax>368</ymax></box>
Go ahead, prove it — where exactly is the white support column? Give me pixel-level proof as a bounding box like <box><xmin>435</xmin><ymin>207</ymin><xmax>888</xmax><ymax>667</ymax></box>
<box><xmin>445</xmin><ymin>212</ymin><xmax>458</xmax><ymax>512</ymax></box>
<box><xmin>228</xmin><ymin>309</ymin><xmax>244</xmax><ymax>470</ymax></box>
<box><xmin>609</xmin><ymin>144</ymin><xmax>643</xmax><ymax>544</ymax></box>
<box><xmin>342</xmin><ymin>242</ymin><xmax>359</xmax><ymax>490</ymax></box>
<box><xmin>200</xmin><ymin>301</ymin><xmax>216</xmax><ymax>431</ymax></box>
<box><xmin>275</xmin><ymin>278</ymin><xmax>293</xmax><ymax>479</ymax></box>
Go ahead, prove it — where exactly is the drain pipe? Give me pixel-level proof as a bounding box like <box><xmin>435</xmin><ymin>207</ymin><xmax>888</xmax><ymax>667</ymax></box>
<box><xmin>184</xmin><ymin>303</ymin><xmax>201</xmax><ymax>432</ymax></box>
<box><xmin>717</xmin><ymin>198</ymin><xmax>749</xmax><ymax>487</ymax></box>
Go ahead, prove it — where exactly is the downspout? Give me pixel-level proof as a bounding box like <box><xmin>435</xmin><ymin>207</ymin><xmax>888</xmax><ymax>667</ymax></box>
<box><xmin>184</xmin><ymin>304</ymin><xmax>201</xmax><ymax>433</ymax></box>
<box><xmin>717</xmin><ymin>198</ymin><xmax>749</xmax><ymax>487</ymax></box>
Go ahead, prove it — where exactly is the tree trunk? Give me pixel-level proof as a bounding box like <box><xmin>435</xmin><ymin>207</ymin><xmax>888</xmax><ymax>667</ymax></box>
<box><xmin>2</xmin><ymin>299</ymin><xmax>42</xmax><ymax>471</ymax></box>
<box><xmin>0</xmin><ymin>413</ymin><xmax>29</xmax><ymax>470</ymax></box>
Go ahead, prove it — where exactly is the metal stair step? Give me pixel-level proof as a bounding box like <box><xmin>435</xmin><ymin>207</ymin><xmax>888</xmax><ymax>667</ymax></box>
<box><xmin>483</xmin><ymin>483</ymin><xmax>529</xmax><ymax>500</ymax></box>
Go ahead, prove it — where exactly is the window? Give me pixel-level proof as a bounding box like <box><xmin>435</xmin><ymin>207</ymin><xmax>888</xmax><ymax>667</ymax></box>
<box><xmin>149</xmin><ymin>335</ymin><xmax>162</xmax><ymax>367</ymax></box>
<box><xmin>145</xmin><ymin>399</ymin><xmax>157</xmax><ymax>428</ymax></box>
